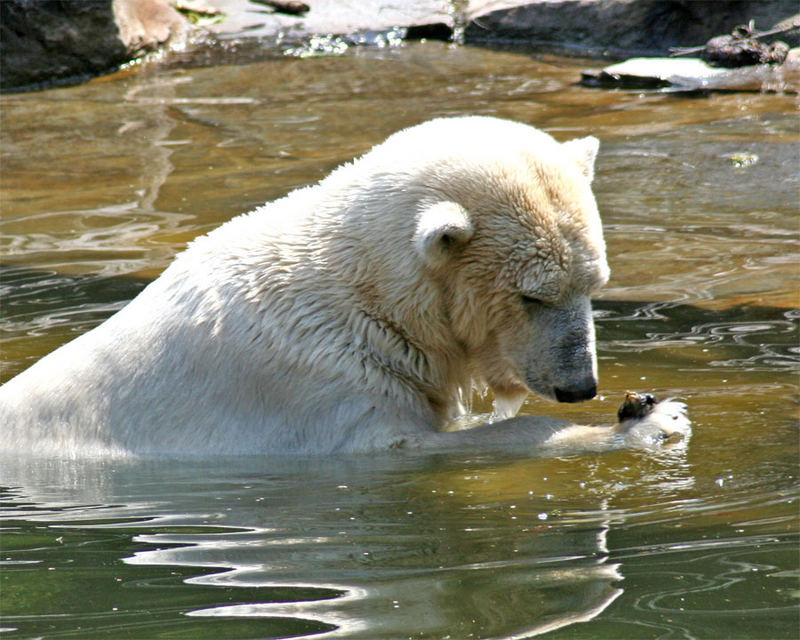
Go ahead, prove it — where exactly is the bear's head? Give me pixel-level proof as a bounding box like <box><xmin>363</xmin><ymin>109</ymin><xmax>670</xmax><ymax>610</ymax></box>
<box><xmin>363</xmin><ymin>117</ymin><xmax>609</xmax><ymax>417</ymax></box>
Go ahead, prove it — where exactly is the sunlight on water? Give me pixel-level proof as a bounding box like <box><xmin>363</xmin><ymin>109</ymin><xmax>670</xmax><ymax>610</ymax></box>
<box><xmin>0</xmin><ymin>41</ymin><xmax>797</xmax><ymax>639</ymax></box>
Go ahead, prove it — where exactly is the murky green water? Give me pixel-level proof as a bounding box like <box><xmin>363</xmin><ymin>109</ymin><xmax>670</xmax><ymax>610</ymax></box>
<box><xmin>1</xmin><ymin>41</ymin><xmax>798</xmax><ymax>638</ymax></box>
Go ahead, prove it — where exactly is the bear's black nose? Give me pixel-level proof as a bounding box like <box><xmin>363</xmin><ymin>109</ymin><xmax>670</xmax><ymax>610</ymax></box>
<box><xmin>554</xmin><ymin>383</ymin><xmax>597</xmax><ymax>403</ymax></box>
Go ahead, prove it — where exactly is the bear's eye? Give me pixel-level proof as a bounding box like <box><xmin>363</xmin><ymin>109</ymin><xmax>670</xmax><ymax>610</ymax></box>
<box><xmin>520</xmin><ymin>294</ymin><xmax>541</xmax><ymax>308</ymax></box>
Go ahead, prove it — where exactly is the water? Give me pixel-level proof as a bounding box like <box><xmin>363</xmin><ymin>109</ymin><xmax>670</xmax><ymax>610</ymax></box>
<box><xmin>1</xmin><ymin>40</ymin><xmax>798</xmax><ymax>638</ymax></box>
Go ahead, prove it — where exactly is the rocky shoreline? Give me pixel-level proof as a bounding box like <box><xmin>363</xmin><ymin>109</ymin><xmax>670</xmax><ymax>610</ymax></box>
<box><xmin>1</xmin><ymin>0</ymin><xmax>798</xmax><ymax>92</ymax></box>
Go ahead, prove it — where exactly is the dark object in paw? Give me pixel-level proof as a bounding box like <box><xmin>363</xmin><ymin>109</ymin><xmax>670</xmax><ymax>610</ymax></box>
<box><xmin>617</xmin><ymin>391</ymin><xmax>658</xmax><ymax>422</ymax></box>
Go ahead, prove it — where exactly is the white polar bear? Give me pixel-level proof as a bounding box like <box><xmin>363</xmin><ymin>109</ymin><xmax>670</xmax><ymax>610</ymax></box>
<box><xmin>0</xmin><ymin>116</ymin><xmax>688</xmax><ymax>456</ymax></box>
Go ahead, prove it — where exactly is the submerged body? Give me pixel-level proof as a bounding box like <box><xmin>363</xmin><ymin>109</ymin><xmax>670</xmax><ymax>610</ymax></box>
<box><xmin>0</xmin><ymin>116</ymin><xmax>687</xmax><ymax>456</ymax></box>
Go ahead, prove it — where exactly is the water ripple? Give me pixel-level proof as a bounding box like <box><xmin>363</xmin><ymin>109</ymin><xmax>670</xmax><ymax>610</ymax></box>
<box><xmin>597</xmin><ymin>302</ymin><xmax>800</xmax><ymax>372</ymax></box>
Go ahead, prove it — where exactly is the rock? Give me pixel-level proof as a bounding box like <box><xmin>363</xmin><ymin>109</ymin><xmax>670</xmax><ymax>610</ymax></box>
<box><xmin>3</xmin><ymin>0</ymin><xmax>797</xmax><ymax>92</ymax></box>
<box><xmin>668</xmin><ymin>19</ymin><xmax>797</xmax><ymax>67</ymax></box>
<box><xmin>115</xmin><ymin>0</ymin><xmax>189</xmax><ymax>58</ymax></box>
<box><xmin>699</xmin><ymin>33</ymin><xmax>788</xmax><ymax>68</ymax></box>
<box><xmin>464</xmin><ymin>0</ymin><xmax>799</xmax><ymax>56</ymax></box>
<box><xmin>1</xmin><ymin>1</ymin><xmax>125</xmax><ymax>91</ymax></box>
<box><xmin>205</xmin><ymin>0</ymin><xmax>453</xmax><ymax>42</ymax></box>
<box><xmin>0</xmin><ymin>0</ymin><xmax>188</xmax><ymax>92</ymax></box>
<box><xmin>580</xmin><ymin>49</ymin><xmax>800</xmax><ymax>93</ymax></box>
<box><xmin>201</xmin><ymin>0</ymin><xmax>799</xmax><ymax>54</ymax></box>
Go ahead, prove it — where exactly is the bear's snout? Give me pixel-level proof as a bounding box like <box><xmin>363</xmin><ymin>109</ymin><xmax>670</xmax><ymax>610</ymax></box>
<box><xmin>554</xmin><ymin>379</ymin><xmax>597</xmax><ymax>403</ymax></box>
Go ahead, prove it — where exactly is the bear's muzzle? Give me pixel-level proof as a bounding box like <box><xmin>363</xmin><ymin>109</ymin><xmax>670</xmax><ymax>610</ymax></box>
<box><xmin>554</xmin><ymin>378</ymin><xmax>597</xmax><ymax>403</ymax></box>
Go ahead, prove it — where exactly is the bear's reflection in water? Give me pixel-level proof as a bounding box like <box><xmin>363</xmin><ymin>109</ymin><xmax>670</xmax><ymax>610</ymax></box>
<box><xmin>2</xmin><ymin>450</ymin><xmax>695</xmax><ymax>638</ymax></box>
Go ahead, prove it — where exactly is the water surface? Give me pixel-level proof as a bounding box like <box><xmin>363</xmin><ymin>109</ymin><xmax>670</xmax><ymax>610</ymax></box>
<box><xmin>1</xmin><ymin>41</ymin><xmax>798</xmax><ymax>638</ymax></box>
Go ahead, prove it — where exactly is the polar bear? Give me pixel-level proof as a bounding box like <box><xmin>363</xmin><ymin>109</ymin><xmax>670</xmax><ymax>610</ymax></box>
<box><xmin>0</xmin><ymin>116</ymin><xmax>688</xmax><ymax>456</ymax></box>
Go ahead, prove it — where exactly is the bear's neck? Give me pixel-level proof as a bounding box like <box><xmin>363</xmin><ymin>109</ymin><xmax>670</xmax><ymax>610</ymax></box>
<box><xmin>349</xmin><ymin>300</ymin><xmax>470</xmax><ymax>424</ymax></box>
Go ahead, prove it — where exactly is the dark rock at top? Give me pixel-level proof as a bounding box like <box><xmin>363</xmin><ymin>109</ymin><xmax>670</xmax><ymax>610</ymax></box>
<box><xmin>1</xmin><ymin>1</ymin><xmax>128</xmax><ymax>91</ymax></box>
<box><xmin>1</xmin><ymin>0</ymin><xmax>187</xmax><ymax>92</ymax></box>
<box><xmin>464</xmin><ymin>0</ymin><xmax>799</xmax><ymax>57</ymax></box>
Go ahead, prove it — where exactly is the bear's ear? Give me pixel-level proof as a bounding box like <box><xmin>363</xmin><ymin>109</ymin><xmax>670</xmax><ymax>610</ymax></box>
<box><xmin>414</xmin><ymin>201</ymin><xmax>473</xmax><ymax>267</ymax></box>
<box><xmin>563</xmin><ymin>136</ymin><xmax>600</xmax><ymax>182</ymax></box>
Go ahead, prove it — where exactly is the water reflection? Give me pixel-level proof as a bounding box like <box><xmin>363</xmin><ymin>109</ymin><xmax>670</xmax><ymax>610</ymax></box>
<box><xmin>1</xmin><ymin>453</ymin><xmax>694</xmax><ymax>638</ymax></box>
<box><xmin>2</xmin><ymin>418</ymin><xmax>796</xmax><ymax>639</ymax></box>
<box><xmin>595</xmin><ymin>301</ymin><xmax>800</xmax><ymax>373</ymax></box>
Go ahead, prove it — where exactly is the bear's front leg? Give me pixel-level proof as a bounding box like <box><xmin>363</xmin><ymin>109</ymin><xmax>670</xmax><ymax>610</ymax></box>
<box><xmin>422</xmin><ymin>392</ymin><xmax>690</xmax><ymax>454</ymax></box>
